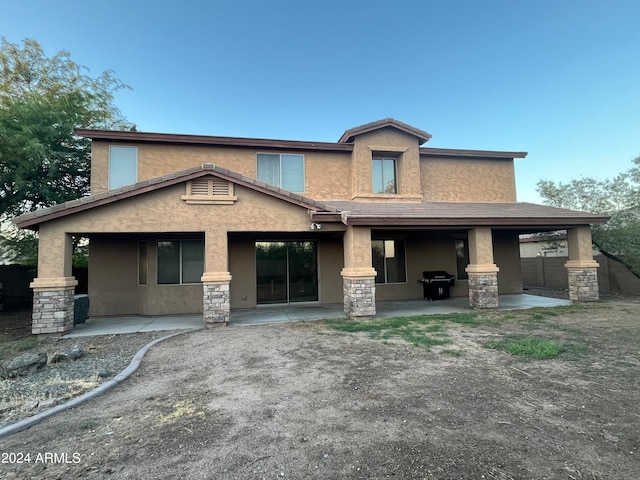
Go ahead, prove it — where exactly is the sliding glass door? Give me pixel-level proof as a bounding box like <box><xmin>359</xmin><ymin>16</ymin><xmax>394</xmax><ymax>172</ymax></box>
<box><xmin>256</xmin><ymin>241</ymin><xmax>318</xmax><ymax>304</ymax></box>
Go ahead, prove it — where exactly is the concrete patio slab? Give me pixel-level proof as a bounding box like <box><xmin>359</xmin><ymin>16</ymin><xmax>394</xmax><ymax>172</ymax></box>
<box><xmin>64</xmin><ymin>294</ymin><xmax>572</xmax><ymax>336</ymax></box>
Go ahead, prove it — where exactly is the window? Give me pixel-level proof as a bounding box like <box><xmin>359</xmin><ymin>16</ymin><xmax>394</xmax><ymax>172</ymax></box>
<box><xmin>257</xmin><ymin>153</ymin><xmax>304</xmax><ymax>192</ymax></box>
<box><xmin>372</xmin><ymin>240</ymin><xmax>406</xmax><ymax>283</ymax></box>
<box><xmin>455</xmin><ymin>239</ymin><xmax>469</xmax><ymax>280</ymax></box>
<box><xmin>138</xmin><ymin>241</ymin><xmax>148</xmax><ymax>285</ymax></box>
<box><xmin>109</xmin><ymin>146</ymin><xmax>138</xmax><ymax>189</ymax></box>
<box><xmin>372</xmin><ymin>158</ymin><xmax>397</xmax><ymax>194</ymax></box>
<box><xmin>157</xmin><ymin>240</ymin><xmax>204</xmax><ymax>285</ymax></box>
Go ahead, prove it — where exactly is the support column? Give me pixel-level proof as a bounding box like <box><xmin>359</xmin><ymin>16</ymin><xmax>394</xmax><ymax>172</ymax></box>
<box><xmin>341</xmin><ymin>226</ymin><xmax>376</xmax><ymax>319</ymax></box>
<box><xmin>202</xmin><ymin>272</ymin><xmax>232</xmax><ymax>325</ymax></box>
<box><xmin>202</xmin><ymin>230</ymin><xmax>231</xmax><ymax>325</ymax></box>
<box><xmin>31</xmin><ymin>226</ymin><xmax>76</xmax><ymax>335</ymax></box>
<box><xmin>565</xmin><ymin>226</ymin><xmax>599</xmax><ymax>301</ymax></box>
<box><xmin>466</xmin><ymin>227</ymin><xmax>500</xmax><ymax>309</ymax></box>
<box><xmin>31</xmin><ymin>277</ymin><xmax>78</xmax><ymax>335</ymax></box>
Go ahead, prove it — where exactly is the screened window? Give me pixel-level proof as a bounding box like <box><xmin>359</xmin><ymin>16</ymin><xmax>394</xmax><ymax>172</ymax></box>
<box><xmin>372</xmin><ymin>158</ymin><xmax>397</xmax><ymax>194</ymax></box>
<box><xmin>257</xmin><ymin>153</ymin><xmax>304</xmax><ymax>192</ymax></box>
<box><xmin>109</xmin><ymin>146</ymin><xmax>138</xmax><ymax>189</ymax></box>
<box><xmin>157</xmin><ymin>240</ymin><xmax>204</xmax><ymax>285</ymax></box>
<box><xmin>455</xmin><ymin>239</ymin><xmax>469</xmax><ymax>280</ymax></box>
<box><xmin>372</xmin><ymin>240</ymin><xmax>406</xmax><ymax>283</ymax></box>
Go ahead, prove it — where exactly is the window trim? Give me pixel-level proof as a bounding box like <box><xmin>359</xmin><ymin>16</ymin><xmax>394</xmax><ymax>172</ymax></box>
<box><xmin>108</xmin><ymin>145</ymin><xmax>138</xmax><ymax>189</ymax></box>
<box><xmin>156</xmin><ymin>239</ymin><xmax>204</xmax><ymax>285</ymax></box>
<box><xmin>256</xmin><ymin>152</ymin><xmax>306</xmax><ymax>192</ymax></box>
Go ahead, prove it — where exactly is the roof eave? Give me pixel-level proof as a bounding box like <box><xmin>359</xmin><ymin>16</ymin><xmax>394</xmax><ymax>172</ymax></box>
<box><xmin>74</xmin><ymin>128</ymin><xmax>353</xmax><ymax>153</ymax></box>
<box><xmin>420</xmin><ymin>147</ymin><xmax>528</xmax><ymax>159</ymax></box>
<box><xmin>338</xmin><ymin>118</ymin><xmax>432</xmax><ymax>145</ymax></box>
<box><xmin>331</xmin><ymin>215</ymin><xmax>609</xmax><ymax>227</ymax></box>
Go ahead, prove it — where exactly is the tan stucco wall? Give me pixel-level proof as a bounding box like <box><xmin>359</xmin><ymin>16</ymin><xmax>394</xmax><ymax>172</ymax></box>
<box><xmin>39</xmin><ymin>180</ymin><xmax>349</xmax><ymax>315</ymax></box>
<box><xmin>318</xmin><ymin>238</ymin><xmax>344</xmax><ymax>303</ymax></box>
<box><xmin>91</xmin><ymin>141</ymin><xmax>351</xmax><ymax>200</ymax></box>
<box><xmin>88</xmin><ymin>237</ymin><xmax>139</xmax><ymax>316</ymax></box>
<box><xmin>229</xmin><ymin>240</ymin><xmax>256</xmax><ymax>309</ymax></box>
<box><xmin>375</xmin><ymin>232</ymin><xmax>469</xmax><ymax>301</ymax></box>
<box><xmin>420</xmin><ymin>157</ymin><xmax>516</xmax><ymax>202</ymax></box>
<box><xmin>45</xmin><ymin>183</ymin><xmax>328</xmax><ymax>236</ymax></box>
<box><xmin>493</xmin><ymin>231</ymin><xmax>523</xmax><ymax>294</ymax></box>
<box><xmin>351</xmin><ymin>129</ymin><xmax>422</xmax><ymax>201</ymax></box>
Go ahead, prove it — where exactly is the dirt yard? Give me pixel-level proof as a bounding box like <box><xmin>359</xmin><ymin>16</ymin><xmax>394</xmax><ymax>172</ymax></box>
<box><xmin>2</xmin><ymin>301</ymin><xmax>640</xmax><ymax>479</ymax></box>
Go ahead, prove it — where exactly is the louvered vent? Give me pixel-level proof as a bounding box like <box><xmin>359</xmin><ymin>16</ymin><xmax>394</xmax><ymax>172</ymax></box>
<box><xmin>183</xmin><ymin>176</ymin><xmax>236</xmax><ymax>204</ymax></box>
<box><xmin>190</xmin><ymin>178</ymin><xmax>210</xmax><ymax>196</ymax></box>
<box><xmin>212</xmin><ymin>177</ymin><xmax>230</xmax><ymax>196</ymax></box>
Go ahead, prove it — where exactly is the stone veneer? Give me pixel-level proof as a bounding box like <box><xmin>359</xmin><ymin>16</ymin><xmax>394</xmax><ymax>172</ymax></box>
<box><xmin>32</xmin><ymin>288</ymin><xmax>75</xmax><ymax>335</ymax></box>
<box><xmin>203</xmin><ymin>282</ymin><xmax>230</xmax><ymax>325</ymax></box>
<box><xmin>468</xmin><ymin>272</ymin><xmax>499</xmax><ymax>309</ymax></box>
<box><xmin>567</xmin><ymin>267</ymin><xmax>599</xmax><ymax>302</ymax></box>
<box><xmin>343</xmin><ymin>277</ymin><xmax>376</xmax><ymax>319</ymax></box>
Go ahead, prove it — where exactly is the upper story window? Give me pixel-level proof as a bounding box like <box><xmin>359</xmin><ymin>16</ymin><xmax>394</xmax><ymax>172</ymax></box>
<box><xmin>372</xmin><ymin>158</ymin><xmax>397</xmax><ymax>194</ymax></box>
<box><xmin>257</xmin><ymin>153</ymin><xmax>305</xmax><ymax>192</ymax></box>
<box><xmin>109</xmin><ymin>146</ymin><xmax>138</xmax><ymax>189</ymax></box>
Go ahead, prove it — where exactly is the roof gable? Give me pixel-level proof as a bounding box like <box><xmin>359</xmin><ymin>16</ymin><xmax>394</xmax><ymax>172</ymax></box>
<box><xmin>14</xmin><ymin>164</ymin><xmax>336</xmax><ymax>229</ymax></box>
<box><xmin>338</xmin><ymin>118</ymin><xmax>432</xmax><ymax>145</ymax></box>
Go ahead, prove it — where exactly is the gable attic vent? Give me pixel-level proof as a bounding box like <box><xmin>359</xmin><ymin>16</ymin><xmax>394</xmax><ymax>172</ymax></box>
<box><xmin>182</xmin><ymin>176</ymin><xmax>237</xmax><ymax>204</ymax></box>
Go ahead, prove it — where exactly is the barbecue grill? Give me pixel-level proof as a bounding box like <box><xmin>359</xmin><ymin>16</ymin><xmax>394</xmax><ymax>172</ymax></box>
<box><xmin>420</xmin><ymin>271</ymin><xmax>455</xmax><ymax>300</ymax></box>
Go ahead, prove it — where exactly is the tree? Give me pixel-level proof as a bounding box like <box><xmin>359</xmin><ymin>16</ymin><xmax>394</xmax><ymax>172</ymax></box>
<box><xmin>537</xmin><ymin>157</ymin><xmax>640</xmax><ymax>279</ymax></box>
<box><xmin>0</xmin><ymin>37</ymin><xmax>132</xmax><ymax>265</ymax></box>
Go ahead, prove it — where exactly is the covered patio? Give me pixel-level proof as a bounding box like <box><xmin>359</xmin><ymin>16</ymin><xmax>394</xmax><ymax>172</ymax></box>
<box><xmin>65</xmin><ymin>294</ymin><xmax>572</xmax><ymax>337</ymax></box>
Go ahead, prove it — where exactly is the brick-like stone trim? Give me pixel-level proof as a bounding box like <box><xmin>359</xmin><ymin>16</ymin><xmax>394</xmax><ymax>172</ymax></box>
<box><xmin>203</xmin><ymin>282</ymin><xmax>230</xmax><ymax>325</ymax></box>
<box><xmin>567</xmin><ymin>267</ymin><xmax>599</xmax><ymax>302</ymax></box>
<box><xmin>32</xmin><ymin>288</ymin><xmax>75</xmax><ymax>335</ymax></box>
<box><xmin>468</xmin><ymin>272</ymin><xmax>498</xmax><ymax>309</ymax></box>
<box><xmin>343</xmin><ymin>277</ymin><xmax>376</xmax><ymax>319</ymax></box>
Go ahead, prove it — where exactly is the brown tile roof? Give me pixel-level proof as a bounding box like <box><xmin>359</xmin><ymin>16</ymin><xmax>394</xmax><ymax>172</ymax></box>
<box><xmin>312</xmin><ymin>200</ymin><xmax>609</xmax><ymax>227</ymax></box>
<box><xmin>75</xmin><ymin>128</ymin><xmax>353</xmax><ymax>153</ymax></box>
<box><xmin>419</xmin><ymin>147</ymin><xmax>527</xmax><ymax>159</ymax></box>
<box><xmin>76</xmin><ymin>125</ymin><xmax>527</xmax><ymax>160</ymax></box>
<box><xmin>13</xmin><ymin>164</ymin><xmax>337</xmax><ymax>229</ymax></box>
<box><xmin>338</xmin><ymin>118</ymin><xmax>432</xmax><ymax>144</ymax></box>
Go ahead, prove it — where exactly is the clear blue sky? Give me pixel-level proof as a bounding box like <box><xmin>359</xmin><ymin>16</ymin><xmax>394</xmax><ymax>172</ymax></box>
<box><xmin>3</xmin><ymin>0</ymin><xmax>639</xmax><ymax>203</ymax></box>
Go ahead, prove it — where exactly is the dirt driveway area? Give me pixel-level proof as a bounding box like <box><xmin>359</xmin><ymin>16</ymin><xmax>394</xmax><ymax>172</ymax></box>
<box><xmin>2</xmin><ymin>302</ymin><xmax>640</xmax><ymax>479</ymax></box>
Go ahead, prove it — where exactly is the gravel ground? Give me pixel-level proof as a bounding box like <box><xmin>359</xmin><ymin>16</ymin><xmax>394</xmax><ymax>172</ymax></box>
<box><xmin>0</xmin><ymin>331</ymin><xmax>167</xmax><ymax>428</ymax></box>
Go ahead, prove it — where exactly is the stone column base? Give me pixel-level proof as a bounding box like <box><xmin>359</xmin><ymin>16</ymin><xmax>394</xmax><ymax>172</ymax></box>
<box><xmin>341</xmin><ymin>268</ymin><xmax>376</xmax><ymax>319</ymax></box>
<box><xmin>202</xmin><ymin>272</ymin><xmax>232</xmax><ymax>326</ymax></box>
<box><xmin>466</xmin><ymin>265</ymin><xmax>499</xmax><ymax>310</ymax></box>
<box><xmin>565</xmin><ymin>261</ymin><xmax>599</xmax><ymax>302</ymax></box>
<box><xmin>30</xmin><ymin>277</ymin><xmax>78</xmax><ymax>335</ymax></box>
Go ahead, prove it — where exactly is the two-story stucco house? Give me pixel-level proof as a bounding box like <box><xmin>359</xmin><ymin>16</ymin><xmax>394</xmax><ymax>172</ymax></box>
<box><xmin>13</xmin><ymin>119</ymin><xmax>608</xmax><ymax>335</ymax></box>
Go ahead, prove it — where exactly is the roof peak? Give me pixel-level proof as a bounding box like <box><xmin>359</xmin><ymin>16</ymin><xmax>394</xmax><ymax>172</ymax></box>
<box><xmin>338</xmin><ymin>118</ymin><xmax>432</xmax><ymax>145</ymax></box>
